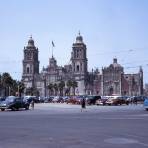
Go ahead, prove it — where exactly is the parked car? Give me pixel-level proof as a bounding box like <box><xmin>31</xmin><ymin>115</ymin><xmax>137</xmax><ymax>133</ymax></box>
<box><xmin>86</xmin><ymin>95</ymin><xmax>101</xmax><ymax>105</ymax></box>
<box><xmin>62</xmin><ymin>96</ymin><xmax>69</xmax><ymax>103</ymax></box>
<box><xmin>23</xmin><ymin>96</ymin><xmax>39</xmax><ymax>103</ymax></box>
<box><xmin>105</xmin><ymin>96</ymin><xmax>129</xmax><ymax>106</ymax></box>
<box><xmin>0</xmin><ymin>97</ymin><xmax>5</xmax><ymax>103</ymax></box>
<box><xmin>0</xmin><ymin>96</ymin><xmax>30</xmax><ymax>111</ymax></box>
<box><xmin>52</xmin><ymin>96</ymin><xmax>59</xmax><ymax>103</ymax></box>
<box><xmin>66</xmin><ymin>96</ymin><xmax>81</xmax><ymax>104</ymax></box>
<box><xmin>43</xmin><ymin>96</ymin><xmax>54</xmax><ymax>103</ymax></box>
<box><xmin>144</xmin><ymin>97</ymin><xmax>148</xmax><ymax>111</ymax></box>
<box><xmin>96</xmin><ymin>96</ymin><xmax>108</xmax><ymax>105</ymax></box>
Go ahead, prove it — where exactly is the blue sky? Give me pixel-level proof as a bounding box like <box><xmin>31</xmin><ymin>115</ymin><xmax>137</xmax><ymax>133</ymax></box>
<box><xmin>0</xmin><ymin>0</ymin><xmax>148</xmax><ymax>84</ymax></box>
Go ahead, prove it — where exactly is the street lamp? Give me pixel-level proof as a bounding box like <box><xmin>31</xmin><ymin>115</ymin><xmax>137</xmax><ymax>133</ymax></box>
<box><xmin>43</xmin><ymin>72</ymin><xmax>47</xmax><ymax>97</ymax></box>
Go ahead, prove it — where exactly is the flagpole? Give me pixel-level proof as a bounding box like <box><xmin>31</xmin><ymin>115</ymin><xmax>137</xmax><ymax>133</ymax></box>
<box><xmin>51</xmin><ymin>41</ymin><xmax>55</xmax><ymax>58</ymax></box>
<box><xmin>52</xmin><ymin>45</ymin><xmax>53</xmax><ymax>58</ymax></box>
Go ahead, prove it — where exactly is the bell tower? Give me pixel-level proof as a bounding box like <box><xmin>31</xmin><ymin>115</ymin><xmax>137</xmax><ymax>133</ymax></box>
<box><xmin>71</xmin><ymin>32</ymin><xmax>88</xmax><ymax>94</ymax></box>
<box><xmin>71</xmin><ymin>32</ymin><xmax>88</xmax><ymax>79</ymax></box>
<box><xmin>22</xmin><ymin>36</ymin><xmax>39</xmax><ymax>88</ymax></box>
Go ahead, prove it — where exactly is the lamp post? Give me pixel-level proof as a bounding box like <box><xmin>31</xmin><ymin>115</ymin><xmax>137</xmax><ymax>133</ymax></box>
<box><xmin>43</xmin><ymin>73</ymin><xmax>47</xmax><ymax>97</ymax></box>
<box><xmin>17</xmin><ymin>85</ymin><xmax>20</xmax><ymax>97</ymax></box>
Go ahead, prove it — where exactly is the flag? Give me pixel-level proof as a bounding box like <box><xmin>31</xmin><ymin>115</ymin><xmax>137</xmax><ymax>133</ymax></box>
<box><xmin>52</xmin><ymin>41</ymin><xmax>55</xmax><ymax>47</ymax></box>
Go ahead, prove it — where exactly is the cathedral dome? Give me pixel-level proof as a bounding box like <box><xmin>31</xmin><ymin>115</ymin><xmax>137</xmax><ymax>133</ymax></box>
<box><xmin>76</xmin><ymin>32</ymin><xmax>83</xmax><ymax>43</ymax></box>
<box><xmin>27</xmin><ymin>36</ymin><xmax>35</xmax><ymax>47</ymax></box>
<box><xmin>110</xmin><ymin>58</ymin><xmax>122</xmax><ymax>68</ymax></box>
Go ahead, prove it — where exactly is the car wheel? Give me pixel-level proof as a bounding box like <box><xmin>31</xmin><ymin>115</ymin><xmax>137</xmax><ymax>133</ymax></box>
<box><xmin>146</xmin><ymin>108</ymin><xmax>148</xmax><ymax>111</ymax></box>
<box><xmin>25</xmin><ymin>105</ymin><xmax>29</xmax><ymax>110</ymax></box>
<box><xmin>11</xmin><ymin>107</ymin><xmax>16</xmax><ymax>111</ymax></box>
<box><xmin>1</xmin><ymin>108</ymin><xmax>5</xmax><ymax>111</ymax></box>
<box><xmin>16</xmin><ymin>108</ymin><xmax>19</xmax><ymax>111</ymax></box>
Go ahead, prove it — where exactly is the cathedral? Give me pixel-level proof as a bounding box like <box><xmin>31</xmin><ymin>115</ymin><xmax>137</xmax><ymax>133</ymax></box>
<box><xmin>22</xmin><ymin>33</ymin><xmax>143</xmax><ymax>97</ymax></box>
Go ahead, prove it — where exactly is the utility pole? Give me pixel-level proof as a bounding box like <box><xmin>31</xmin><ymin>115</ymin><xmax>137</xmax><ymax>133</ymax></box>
<box><xmin>17</xmin><ymin>85</ymin><xmax>20</xmax><ymax>97</ymax></box>
<box><xmin>43</xmin><ymin>72</ymin><xmax>47</xmax><ymax>97</ymax></box>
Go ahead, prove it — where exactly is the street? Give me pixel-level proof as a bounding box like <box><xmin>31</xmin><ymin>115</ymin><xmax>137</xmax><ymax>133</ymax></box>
<box><xmin>0</xmin><ymin>103</ymin><xmax>148</xmax><ymax>148</ymax></box>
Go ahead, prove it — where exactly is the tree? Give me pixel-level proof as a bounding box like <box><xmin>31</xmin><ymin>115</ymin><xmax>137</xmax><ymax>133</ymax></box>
<box><xmin>10</xmin><ymin>80</ymin><xmax>18</xmax><ymax>96</ymax></box>
<box><xmin>25</xmin><ymin>87</ymin><xmax>39</xmax><ymax>96</ymax></box>
<box><xmin>0</xmin><ymin>73</ymin><xmax>25</xmax><ymax>97</ymax></box>
<box><xmin>47</xmin><ymin>83</ymin><xmax>53</xmax><ymax>96</ymax></box>
<box><xmin>53</xmin><ymin>83</ymin><xmax>58</xmax><ymax>96</ymax></box>
<box><xmin>1</xmin><ymin>73</ymin><xmax>13</xmax><ymax>97</ymax></box>
<box><xmin>66</xmin><ymin>80</ymin><xmax>73</xmax><ymax>96</ymax></box>
<box><xmin>25</xmin><ymin>87</ymin><xmax>33</xmax><ymax>96</ymax></box>
<box><xmin>72</xmin><ymin>80</ymin><xmax>78</xmax><ymax>96</ymax></box>
<box><xmin>17</xmin><ymin>81</ymin><xmax>25</xmax><ymax>97</ymax></box>
<box><xmin>58</xmin><ymin>81</ymin><xmax>65</xmax><ymax>96</ymax></box>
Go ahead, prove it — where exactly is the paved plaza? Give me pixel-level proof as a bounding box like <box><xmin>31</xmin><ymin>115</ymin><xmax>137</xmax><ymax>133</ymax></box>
<box><xmin>0</xmin><ymin>103</ymin><xmax>148</xmax><ymax>148</ymax></box>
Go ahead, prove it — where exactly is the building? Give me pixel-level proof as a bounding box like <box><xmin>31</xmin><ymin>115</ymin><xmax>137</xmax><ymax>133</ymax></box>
<box><xmin>101</xmin><ymin>58</ymin><xmax>143</xmax><ymax>96</ymax></box>
<box><xmin>22</xmin><ymin>33</ymin><xmax>143</xmax><ymax>97</ymax></box>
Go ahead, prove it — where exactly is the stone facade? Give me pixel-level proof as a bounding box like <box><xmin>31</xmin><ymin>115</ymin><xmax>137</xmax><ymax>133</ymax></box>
<box><xmin>22</xmin><ymin>36</ymin><xmax>40</xmax><ymax>89</ymax></box>
<box><xmin>71</xmin><ymin>32</ymin><xmax>88</xmax><ymax>95</ymax></box>
<box><xmin>22</xmin><ymin>34</ymin><xmax>143</xmax><ymax>97</ymax></box>
<box><xmin>99</xmin><ymin>58</ymin><xmax>143</xmax><ymax>96</ymax></box>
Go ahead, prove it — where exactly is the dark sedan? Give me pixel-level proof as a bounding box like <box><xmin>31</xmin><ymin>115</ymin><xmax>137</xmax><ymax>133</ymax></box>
<box><xmin>0</xmin><ymin>96</ymin><xmax>29</xmax><ymax>111</ymax></box>
<box><xmin>86</xmin><ymin>95</ymin><xmax>101</xmax><ymax>105</ymax></box>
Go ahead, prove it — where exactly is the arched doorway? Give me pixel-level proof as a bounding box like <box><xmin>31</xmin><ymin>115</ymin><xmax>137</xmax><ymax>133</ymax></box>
<box><xmin>109</xmin><ymin>87</ymin><xmax>113</xmax><ymax>95</ymax></box>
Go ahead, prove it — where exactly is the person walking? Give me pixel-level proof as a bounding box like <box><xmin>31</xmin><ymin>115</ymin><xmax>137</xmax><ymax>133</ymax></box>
<box><xmin>30</xmin><ymin>99</ymin><xmax>35</xmax><ymax>110</ymax></box>
<box><xmin>81</xmin><ymin>97</ymin><xmax>86</xmax><ymax>112</ymax></box>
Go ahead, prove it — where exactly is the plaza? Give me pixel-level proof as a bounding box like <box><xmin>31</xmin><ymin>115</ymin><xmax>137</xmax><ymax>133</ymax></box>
<box><xmin>0</xmin><ymin>103</ymin><xmax>147</xmax><ymax>148</ymax></box>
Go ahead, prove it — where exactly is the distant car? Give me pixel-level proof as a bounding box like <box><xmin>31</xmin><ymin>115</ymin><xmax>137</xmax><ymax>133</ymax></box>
<box><xmin>23</xmin><ymin>96</ymin><xmax>39</xmax><ymax>103</ymax></box>
<box><xmin>44</xmin><ymin>96</ymin><xmax>53</xmax><ymax>103</ymax></box>
<box><xmin>86</xmin><ymin>95</ymin><xmax>101</xmax><ymax>105</ymax></box>
<box><xmin>96</xmin><ymin>97</ymin><xmax>108</xmax><ymax>106</ymax></box>
<box><xmin>66</xmin><ymin>96</ymin><xmax>81</xmax><ymax>104</ymax></box>
<box><xmin>62</xmin><ymin>96</ymin><xmax>69</xmax><ymax>103</ymax></box>
<box><xmin>105</xmin><ymin>96</ymin><xmax>129</xmax><ymax>106</ymax></box>
<box><xmin>52</xmin><ymin>96</ymin><xmax>59</xmax><ymax>103</ymax></box>
<box><xmin>0</xmin><ymin>96</ymin><xmax>29</xmax><ymax>111</ymax></box>
<box><xmin>144</xmin><ymin>97</ymin><xmax>148</xmax><ymax>111</ymax></box>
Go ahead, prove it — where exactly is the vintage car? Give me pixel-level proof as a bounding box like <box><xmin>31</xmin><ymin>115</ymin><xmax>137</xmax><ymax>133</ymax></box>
<box><xmin>96</xmin><ymin>96</ymin><xmax>108</xmax><ymax>105</ymax></box>
<box><xmin>105</xmin><ymin>96</ymin><xmax>129</xmax><ymax>106</ymax></box>
<box><xmin>86</xmin><ymin>95</ymin><xmax>101</xmax><ymax>105</ymax></box>
<box><xmin>66</xmin><ymin>96</ymin><xmax>81</xmax><ymax>104</ymax></box>
<box><xmin>144</xmin><ymin>97</ymin><xmax>148</xmax><ymax>111</ymax></box>
<box><xmin>0</xmin><ymin>96</ymin><xmax>29</xmax><ymax>111</ymax></box>
<box><xmin>23</xmin><ymin>96</ymin><xmax>40</xmax><ymax>103</ymax></box>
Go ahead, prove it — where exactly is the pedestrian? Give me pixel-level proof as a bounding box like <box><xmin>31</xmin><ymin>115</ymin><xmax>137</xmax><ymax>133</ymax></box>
<box><xmin>81</xmin><ymin>97</ymin><xmax>86</xmax><ymax>112</ymax></box>
<box><xmin>30</xmin><ymin>99</ymin><xmax>35</xmax><ymax>110</ymax></box>
<box><xmin>134</xmin><ymin>97</ymin><xmax>137</xmax><ymax>105</ymax></box>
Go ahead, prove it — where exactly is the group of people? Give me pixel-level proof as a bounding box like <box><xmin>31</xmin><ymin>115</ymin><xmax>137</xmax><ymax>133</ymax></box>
<box><xmin>29</xmin><ymin>97</ymin><xmax>87</xmax><ymax>112</ymax></box>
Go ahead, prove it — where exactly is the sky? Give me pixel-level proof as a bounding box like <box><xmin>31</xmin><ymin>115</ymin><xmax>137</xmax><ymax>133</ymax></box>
<box><xmin>0</xmin><ymin>0</ymin><xmax>148</xmax><ymax>85</ymax></box>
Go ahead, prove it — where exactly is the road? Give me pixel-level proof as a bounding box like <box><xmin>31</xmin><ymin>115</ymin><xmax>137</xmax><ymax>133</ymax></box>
<box><xmin>0</xmin><ymin>103</ymin><xmax>148</xmax><ymax>148</ymax></box>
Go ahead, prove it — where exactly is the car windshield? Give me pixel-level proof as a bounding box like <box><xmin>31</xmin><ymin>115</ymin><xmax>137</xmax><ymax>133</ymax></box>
<box><xmin>87</xmin><ymin>96</ymin><xmax>94</xmax><ymax>99</ymax></box>
<box><xmin>23</xmin><ymin>97</ymin><xmax>29</xmax><ymax>100</ymax></box>
<box><xmin>5</xmin><ymin>96</ymin><xmax>15</xmax><ymax>102</ymax></box>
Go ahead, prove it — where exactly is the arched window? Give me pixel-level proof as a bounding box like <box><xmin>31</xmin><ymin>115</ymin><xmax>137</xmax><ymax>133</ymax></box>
<box><xmin>80</xmin><ymin>63</ymin><xmax>82</xmax><ymax>71</ymax></box>
<box><xmin>27</xmin><ymin>67</ymin><xmax>30</xmax><ymax>74</ymax></box>
<box><xmin>77</xmin><ymin>65</ymin><xmax>79</xmax><ymax>72</ymax></box>
<box><xmin>109</xmin><ymin>87</ymin><xmax>113</xmax><ymax>96</ymax></box>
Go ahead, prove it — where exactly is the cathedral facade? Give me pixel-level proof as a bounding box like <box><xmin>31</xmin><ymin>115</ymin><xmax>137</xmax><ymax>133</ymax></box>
<box><xmin>22</xmin><ymin>34</ymin><xmax>143</xmax><ymax>97</ymax></box>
